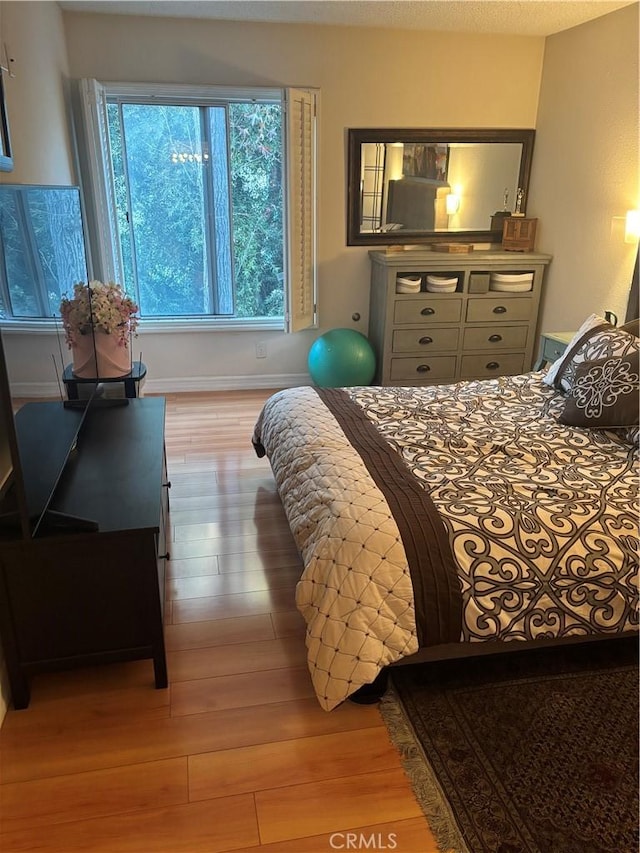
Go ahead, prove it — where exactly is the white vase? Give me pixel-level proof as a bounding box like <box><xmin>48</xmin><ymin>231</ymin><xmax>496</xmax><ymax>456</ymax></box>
<box><xmin>71</xmin><ymin>330</ymin><xmax>131</xmax><ymax>378</ymax></box>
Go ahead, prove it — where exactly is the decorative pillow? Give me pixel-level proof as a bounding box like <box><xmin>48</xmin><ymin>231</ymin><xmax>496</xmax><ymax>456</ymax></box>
<box><xmin>543</xmin><ymin>314</ymin><xmax>639</xmax><ymax>393</ymax></box>
<box><xmin>559</xmin><ymin>350</ymin><xmax>639</xmax><ymax>428</ymax></box>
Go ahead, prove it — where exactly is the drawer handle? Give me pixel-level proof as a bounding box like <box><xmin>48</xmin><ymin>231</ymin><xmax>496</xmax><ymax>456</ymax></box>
<box><xmin>421</xmin><ymin>307</ymin><xmax>435</xmax><ymax>316</ymax></box>
<box><xmin>158</xmin><ymin>551</ymin><xmax>171</xmax><ymax>561</ymax></box>
<box><xmin>488</xmin><ymin>334</ymin><xmax>502</xmax><ymax>343</ymax></box>
<box><xmin>418</xmin><ymin>336</ymin><xmax>433</xmax><ymax>345</ymax></box>
<box><xmin>493</xmin><ymin>306</ymin><xmax>507</xmax><ymax>314</ymax></box>
<box><xmin>416</xmin><ymin>364</ymin><xmax>431</xmax><ymax>373</ymax></box>
<box><xmin>163</xmin><ymin>481</ymin><xmax>172</xmax><ymax>489</ymax></box>
<box><xmin>486</xmin><ymin>362</ymin><xmax>500</xmax><ymax>370</ymax></box>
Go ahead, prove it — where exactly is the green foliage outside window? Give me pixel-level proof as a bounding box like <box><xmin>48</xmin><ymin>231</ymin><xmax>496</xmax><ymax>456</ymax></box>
<box><xmin>107</xmin><ymin>99</ymin><xmax>284</xmax><ymax>320</ymax></box>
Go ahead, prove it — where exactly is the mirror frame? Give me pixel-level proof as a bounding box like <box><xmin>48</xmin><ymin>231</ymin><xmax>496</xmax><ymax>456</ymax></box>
<box><xmin>347</xmin><ymin>127</ymin><xmax>535</xmax><ymax>246</ymax></box>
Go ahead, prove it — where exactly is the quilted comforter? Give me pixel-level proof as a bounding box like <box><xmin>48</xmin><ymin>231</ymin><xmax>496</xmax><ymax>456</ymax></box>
<box><xmin>253</xmin><ymin>373</ymin><xmax>639</xmax><ymax>710</ymax></box>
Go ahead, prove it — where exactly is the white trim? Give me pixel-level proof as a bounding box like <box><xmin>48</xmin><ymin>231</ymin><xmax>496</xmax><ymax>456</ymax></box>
<box><xmin>104</xmin><ymin>82</ymin><xmax>282</xmax><ymax>104</ymax></box>
<box><xmin>0</xmin><ymin>320</ymin><xmax>66</xmax><ymax>335</ymax></box>
<box><xmin>75</xmin><ymin>79</ymin><xmax>123</xmax><ymax>284</ymax></box>
<box><xmin>137</xmin><ymin>317</ymin><xmax>285</xmax><ymax>333</ymax></box>
<box><xmin>12</xmin><ymin>372</ymin><xmax>310</xmax><ymax>399</ymax></box>
<box><xmin>144</xmin><ymin>373</ymin><xmax>309</xmax><ymax>393</ymax></box>
<box><xmin>0</xmin><ymin>317</ymin><xmax>285</xmax><ymax>334</ymax></box>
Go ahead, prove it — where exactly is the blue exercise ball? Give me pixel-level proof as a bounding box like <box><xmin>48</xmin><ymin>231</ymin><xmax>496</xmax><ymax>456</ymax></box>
<box><xmin>308</xmin><ymin>328</ymin><xmax>376</xmax><ymax>387</ymax></box>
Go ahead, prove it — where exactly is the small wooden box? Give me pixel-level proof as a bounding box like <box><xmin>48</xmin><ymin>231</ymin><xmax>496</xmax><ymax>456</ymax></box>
<box><xmin>502</xmin><ymin>217</ymin><xmax>537</xmax><ymax>252</ymax></box>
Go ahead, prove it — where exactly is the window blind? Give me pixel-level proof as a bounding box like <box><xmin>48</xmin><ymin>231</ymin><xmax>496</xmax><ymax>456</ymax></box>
<box><xmin>285</xmin><ymin>87</ymin><xmax>318</xmax><ymax>332</ymax></box>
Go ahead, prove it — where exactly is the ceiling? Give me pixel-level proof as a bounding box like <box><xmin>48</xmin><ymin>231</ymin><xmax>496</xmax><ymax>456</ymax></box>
<box><xmin>57</xmin><ymin>0</ymin><xmax>637</xmax><ymax>37</ymax></box>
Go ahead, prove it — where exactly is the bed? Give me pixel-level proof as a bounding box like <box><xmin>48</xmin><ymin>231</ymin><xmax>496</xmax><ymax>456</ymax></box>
<box><xmin>253</xmin><ymin>315</ymin><xmax>639</xmax><ymax>710</ymax></box>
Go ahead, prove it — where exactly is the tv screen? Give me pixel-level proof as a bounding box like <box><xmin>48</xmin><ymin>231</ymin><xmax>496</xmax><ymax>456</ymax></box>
<box><xmin>0</xmin><ymin>330</ymin><xmax>98</xmax><ymax>539</ymax></box>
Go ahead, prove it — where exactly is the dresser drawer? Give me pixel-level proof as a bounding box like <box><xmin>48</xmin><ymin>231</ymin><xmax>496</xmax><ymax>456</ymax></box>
<box><xmin>466</xmin><ymin>297</ymin><xmax>533</xmax><ymax>323</ymax></box>
<box><xmin>463</xmin><ymin>325</ymin><xmax>528</xmax><ymax>351</ymax></box>
<box><xmin>393</xmin><ymin>327</ymin><xmax>459</xmax><ymax>353</ymax></box>
<box><xmin>394</xmin><ymin>298</ymin><xmax>462</xmax><ymax>325</ymax></box>
<box><xmin>390</xmin><ymin>356</ymin><xmax>457</xmax><ymax>382</ymax></box>
<box><xmin>460</xmin><ymin>353</ymin><xmax>525</xmax><ymax>378</ymax></box>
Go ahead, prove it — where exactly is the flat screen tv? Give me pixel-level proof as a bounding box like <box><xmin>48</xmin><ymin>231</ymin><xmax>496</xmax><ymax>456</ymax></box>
<box><xmin>0</xmin><ymin>330</ymin><xmax>99</xmax><ymax>539</ymax></box>
<box><xmin>0</xmin><ymin>347</ymin><xmax>130</xmax><ymax>541</ymax></box>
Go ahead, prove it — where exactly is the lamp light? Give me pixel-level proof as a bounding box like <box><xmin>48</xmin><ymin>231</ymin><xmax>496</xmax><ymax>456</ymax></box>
<box><xmin>624</xmin><ymin>210</ymin><xmax>640</xmax><ymax>243</ymax></box>
<box><xmin>445</xmin><ymin>193</ymin><xmax>460</xmax><ymax>216</ymax></box>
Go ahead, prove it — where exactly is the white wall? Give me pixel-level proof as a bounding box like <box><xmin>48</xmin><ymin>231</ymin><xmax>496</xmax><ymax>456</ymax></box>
<box><xmin>530</xmin><ymin>3</ymin><xmax>639</xmax><ymax>331</ymax></box>
<box><xmin>0</xmin><ymin>1</ymin><xmax>74</xmax><ymax>186</ymax></box>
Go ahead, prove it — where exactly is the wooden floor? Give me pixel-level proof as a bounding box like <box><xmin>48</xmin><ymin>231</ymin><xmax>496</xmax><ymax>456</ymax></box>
<box><xmin>0</xmin><ymin>390</ymin><xmax>438</xmax><ymax>853</ymax></box>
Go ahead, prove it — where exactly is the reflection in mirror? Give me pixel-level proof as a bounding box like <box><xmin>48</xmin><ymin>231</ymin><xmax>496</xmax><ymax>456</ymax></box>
<box><xmin>348</xmin><ymin>129</ymin><xmax>535</xmax><ymax>246</ymax></box>
<box><xmin>363</xmin><ymin>142</ymin><xmax>522</xmax><ymax>232</ymax></box>
<box><xmin>0</xmin><ymin>185</ymin><xmax>88</xmax><ymax>318</ymax></box>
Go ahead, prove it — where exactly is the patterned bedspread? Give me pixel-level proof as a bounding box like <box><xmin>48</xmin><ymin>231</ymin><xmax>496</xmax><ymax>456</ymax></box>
<box><xmin>253</xmin><ymin>373</ymin><xmax>639</xmax><ymax>710</ymax></box>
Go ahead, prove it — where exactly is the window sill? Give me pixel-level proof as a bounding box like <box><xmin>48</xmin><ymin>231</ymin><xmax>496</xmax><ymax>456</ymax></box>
<box><xmin>0</xmin><ymin>317</ymin><xmax>285</xmax><ymax>334</ymax></box>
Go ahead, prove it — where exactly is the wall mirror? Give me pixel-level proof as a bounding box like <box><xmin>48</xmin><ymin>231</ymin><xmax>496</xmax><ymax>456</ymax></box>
<box><xmin>347</xmin><ymin>128</ymin><xmax>535</xmax><ymax>246</ymax></box>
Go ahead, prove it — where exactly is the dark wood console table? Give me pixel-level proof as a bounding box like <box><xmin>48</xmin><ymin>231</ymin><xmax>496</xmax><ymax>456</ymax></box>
<box><xmin>0</xmin><ymin>397</ymin><xmax>169</xmax><ymax>709</ymax></box>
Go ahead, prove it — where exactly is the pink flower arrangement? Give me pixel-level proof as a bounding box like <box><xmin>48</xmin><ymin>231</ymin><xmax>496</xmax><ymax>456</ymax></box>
<box><xmin>60</xmin><ymin>281</ymin><xmax>139</xmax><ymax>348</ymax></box>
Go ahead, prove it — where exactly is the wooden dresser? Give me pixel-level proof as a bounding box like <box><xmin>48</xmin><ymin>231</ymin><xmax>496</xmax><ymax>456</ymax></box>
<box><xmin>368</xmin><ymin>249</ymin><xmax>552</xmax><ymax>386</ymax></box>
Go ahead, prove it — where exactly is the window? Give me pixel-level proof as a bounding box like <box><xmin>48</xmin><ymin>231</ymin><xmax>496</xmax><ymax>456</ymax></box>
<box><xmin>0</xmin><ymin>82</ymin><xmax>317</xmax><ymax>330</ymax></box>
<box><xmin>106</xmin><ymin>98</ymin><xmax>284</xmax><ymax>320</ymax></box>
<box><xmin>77</xmin><ymin>81</ymin><xmax>318</xmax><ymax>331</ymax></box>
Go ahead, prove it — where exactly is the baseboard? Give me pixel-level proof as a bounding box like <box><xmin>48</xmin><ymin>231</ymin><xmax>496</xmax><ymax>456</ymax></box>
<box><xmin>11</xmin><ymin>372</ymin><xmax>311</xmax><ymax>398</ymax></box>
<box><xmin>143</xmin><ymin>372</ymin><xmax>309</xmax><ymax>394</ymax></box>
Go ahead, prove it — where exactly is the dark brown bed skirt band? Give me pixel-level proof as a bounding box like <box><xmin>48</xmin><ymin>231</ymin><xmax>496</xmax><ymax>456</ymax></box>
<box><xmin>315</xmin><ymin>387</ymin><xmax>462</xmax><ymax>647</ymax></box>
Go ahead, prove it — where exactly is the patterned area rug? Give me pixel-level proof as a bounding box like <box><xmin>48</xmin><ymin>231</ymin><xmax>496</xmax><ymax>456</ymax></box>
<box><xmin>381</xmin><ymin>638</ymin><xmax>639</xmax><ymax>853</ymax></box>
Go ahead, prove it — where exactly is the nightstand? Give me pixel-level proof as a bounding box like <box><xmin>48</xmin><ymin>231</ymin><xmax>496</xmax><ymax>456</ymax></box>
<box><xmin>534</xmin><ymin>331</ymin><xmax>575</xmax><ymax>369</ymax></box>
